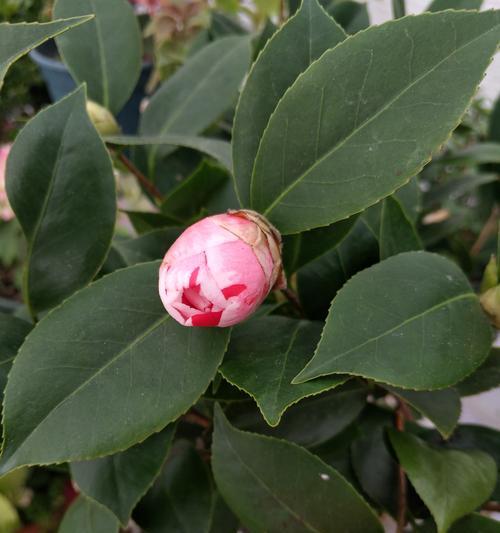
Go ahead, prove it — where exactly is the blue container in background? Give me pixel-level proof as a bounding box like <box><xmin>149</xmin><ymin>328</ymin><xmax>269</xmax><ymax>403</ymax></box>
<box><xmin>30</xmin><ymin>40</ymin><xmax>152</xmax><ymax>134</ymax></box>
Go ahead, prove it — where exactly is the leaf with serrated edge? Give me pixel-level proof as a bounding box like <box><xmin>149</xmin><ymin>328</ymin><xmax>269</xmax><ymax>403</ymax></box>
<box><xmin>233</xmin><ymin>0</ymin><xmax>346</xmax><ymax>205</ymax></box>
<box><xmin>0</xmin><ymin>16</ymin><xmax>92</xmax><ymax>88</ymax></box>
<box><xmin>6</xmin><ymin>86</ymin><xmax>116</xmax><ymax>317</ymax></box>
<box><xmin>294</xmin><ymin>252</ymin><xmax>492</xmax><ymax>390</ymax></box>
<box><xmin>251</xmin><ymin>11</ymin><xmax>500</xmax><ymax>234</ymax></box>
<box><xmin>389</xmin><ymin>430</ymin><xmax>497</xmax><ymax>533</ymax></box>
<box><xmin>212</xmin><ymin>404</ymin><xmax>383</xmax><ymax>533</ymax></box>
<box><xmin>220</xmin><ymin>316</ymin><xmax>346</xmax><ymax>426</ymax></box>
<box><xmin>0</xmin><ymin>262</ymin><xmax>229</xmax><ymax>474</ymax></box>
<box><xmin>71</xmin><ymin>424</ymin><xmax>175</xmax><ymax>525</ymax></box>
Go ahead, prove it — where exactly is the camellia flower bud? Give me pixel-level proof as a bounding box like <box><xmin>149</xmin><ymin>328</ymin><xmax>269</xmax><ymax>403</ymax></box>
<box><xmin>86</xmin><ymin>100</ymin><xmax>120</xmax><ymax>136</ymax></box>
<box><xmin>159</xmin><ymin>210</ymin><xmax>286</xmax><ymax>327</ymax></box>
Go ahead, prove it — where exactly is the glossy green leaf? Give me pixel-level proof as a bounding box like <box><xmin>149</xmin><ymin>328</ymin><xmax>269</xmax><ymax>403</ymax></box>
<box><xmin>294</xmin><ymin>252</ymin><xmax>492</xmax><ymax>389</ymax></box>
<box><xmin>161</xmin><ymin>162</ymin><xmax>230</xmax><ymax>221</ymax></box>
<box><xmin>6</xmin><ymin>86</ymin><xmax>116</xmax><ymax>317</ymax></box>
<box><xmin>59</xmin><ymin>496</ymin><xmax>119</xmax><ymax>533</ymax></box>
<box><xmin>297</xmin><ymin>217</ymin><xmax>379</xmax><ymax>320</ymax></box>
<box><xmin>389</xmin><ymin>430</ymin><xmax>497</xmax><ymax>533</ymax></box>
<box><xmin>140</xmin><ymin>36</ymin><xmax>251</xmax><ymax>175</ymax></box>
<box><xmin>0</xmin><ymin>262</ymin><xmax>229</xmax><ymax>473</ymax></box>
<box><xmin>113</xmin><ymin>228</ymin><xmax>181</xmax><ymax>266</ymax></box>
<box><xmin>251</xmin><ymin>11</ymin><xmax>500</xmax><ymax>234</ymax></box>
<box><xmin>54</xmin><ymin>0</ymin><xmax>141</xmax><ymax>114</ymax></box>
<box><xmin>107</xmin><ymin>135</ymin><xmax>233</xmax><ymax>172</ymax></box>
<box><xmin>220</xmin><ymin>316</ymin><xmax>346</xmax><ymax>426</ymax></box>
<box><xmin>233</xmin><ymin>0</ymin><xmax>346</xmax><ymax>206</ymax></box>
<box><xmin>395</xmin><ymin>176</ymin><xmax>421</xmax><ymax>223</ymax></box>
<box><xmin>380</xmin><ymin>196</ymin><xmax>422</xmax><ymax>259</ymax></box>
<box><xmin>134</xmin><ymin>440</ymin><xmax>214</xmax><ymax>533</ymax></box>
<box><xmin>450</xmin><ymin>514</ymin><xmax>500</xmax><ymax>533</ymax></box>
<box><xmin>457</xmin><ymin>347</ymin><xmax>500</xmax><ymax>396</ymax></box>
<box><xmin>0</xmin><ymin>16</ymin><xmax>92</xmax><ymax>89</ymax></box>
<box><xmin>328</xmin><ymin>1</ymin><xmax>369</xmax><ymax>34</ymax></box>
<box><xmin>123</xmin><ymin>211</ymin><xmax>180</xmax><ymax>234</ymax></box>
<box><xmin>229</xmin><ymin>383</ymin><xmax>366</xmax><ymax>448</ymax></box>
<box><xmin>212</xmin><ymin>405</ymin><xmax>383</xmax><ymax>533</ymax></box>
<box><xmin>71</xmin><ymin>425</ymin><xmax>175</xmax><ymax>525</ymax></box>
<box><xmin>283</xmin><ymin>216</ymin><xmax>357</xmax><ymax>273</ymax></box>
<box><xmin>384</xmin><ymin>385</ymin><xmax>460</xmax><ymax>438</ymax></box>
<box><xmin>427</xmin><ymin>0</ymin><xmax>483</xmax><ymax>12</ymax></box>
<box><xmin>209</xmin><ymin>493</ymin><xmax>240</xmax><ymax>533</ymax></box>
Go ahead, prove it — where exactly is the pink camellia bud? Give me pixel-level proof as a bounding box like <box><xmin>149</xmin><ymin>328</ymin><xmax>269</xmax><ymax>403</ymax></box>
<box><xmin>0</xmin><ymin>144</ymin><xmax>14</xmax><ymax>222</ymax></box>
<box><xmin>159</xmin><ymin>210</ymin><xmax>286</xmax><ymax>327</ymax></box>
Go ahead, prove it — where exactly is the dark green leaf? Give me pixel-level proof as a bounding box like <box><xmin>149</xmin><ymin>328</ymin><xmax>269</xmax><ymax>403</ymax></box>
<box><xmin>283</xmin><ymin>216</ymin><xmax>357</xmax><ymax>273</ymax></box>
<box><xmin>212</xmin><ymin>405</ymin><xmax>383</xmax><ymax>533</ymax></box>
<box><xmin>140</xmin><ymin>36</ymin><xmax>251</xmax><ymax>175</ymax></box>
<box><xmin>135</xmin><ymin>440</ymin><xmax>214</xmax><ymax>533</ymax></box>
<box><xmin>123</xmin><ymin>211</ymin><xmax>181</xmax><ymax>234</ymax></box>
<box><xmin>0</xmin><ymin>262</ymin><xmax>229</xmax><ymax>472</ymax></box>
<box><xmin>457</xmin><ymin>347</ymin><xmax>500</xmax><ymax>396</ymax></box>
<box><xmin>379</xmin><ymin>196</ymin><xmax>422</xmax><ymax>259</ymax></box>
<box><xmin>439</xmin><ymin>143</ymin><xmax>500</xmax><ymax>166</ymax></box>
<box><xmin>328</xmin><ymin>1</ymin><xmax>369</xmax><ymax>34</ymax></box>
<box><xmin>450</xmin><ymin>513</ymin><xmax>500</xmax><ymax>533</ymax></box>
<box><xmin>251</xmin><ymin>11</ymin><xmax>500</xmax><ymax>234</ymax></box>
<box><xmin>0</xmin><ymin>17</ymin><xmax>92</xmax><ymax>89</ymax></box>
<box><xmin>113</xmin><ymin>228</ymin><xmax>181</xmax><ymax>265</ymax></box>
<box><xmin>294</xmin><ymin>252</ymin><xmax>492</xmax><ymax>390</ymax></box>
<box><xmin>395</xmin><ymin>176</ymin><xmax>421</xmax><ymax>223</ymax></box>
<box><xmin>54</xmin><ymin>0</ymin><xmax>142</xmax><ymax>114</ymax></box>
<box><xmin>297</xmin><ymin>217</ymin><xmax>379</xmax><ymax>320</ymax></box>
<box><xmin>6</xmin><ymin>86</ymin><xmax>116</xmax><ymax>317</ymax></box>
<box><xmin>233</xmin><ymin>0</ymin><xmax>346</xmax><ymax>206</ymax></box>
<box><xmin>229</xmin><ymin>382</ymin><xmax>366</xmax><ymax>448</ymax></box>
<box><xmin>427</xmin><ymin>0</ymin><xmax>483</xmax><ymax>12</ymax></box>
<box><xmin>392</xmin><ymin>0</ymin><xmax>405</xmax><ymax>19</ymax></box>
<box><xmin>220</xmin><ymin>316</ymin><xmax>346</xmax><ymax>426</ymax></box>
<box><xmin>389</xmin><ymin>430</ymin><xmax>496</xmax><ymax>533</ymax></box>
<box><xmin>59</xmin><ymin>496</ymin><xmax>119</xmax><ymax>533</ymax></box>
<box><xmin>107</xmin><ymin>135</ymin><xmax>233</xmax><ymax>172</ymax></box>
<box><xmin>384</xmin><ymin>385</ymin><xmax>460</xmax><ymax>438</ymax></box>
<box><xmin>209</xmin><ymin>493</ymin><xmax>240</xmax><ymax>533</ymax></box>
<box><xmin>71</xmin><ymin>425</ymin><xmax>175</xmax><ymax>525</ymax></box>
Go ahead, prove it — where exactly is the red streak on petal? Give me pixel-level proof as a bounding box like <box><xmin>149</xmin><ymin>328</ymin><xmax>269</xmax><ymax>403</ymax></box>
<box><xmin>182</xmin><ymin>287</ymin><xmax>210</xmax><ymax>311</ymax></box>
<box><xmin>192</xmin><ymin>310</ymin><xmax>223</xmax><ymax>327</ymax></box>
<box><xmin>222</xmin><ymin>284</ymin><xmax>247</xmax><ymax>299</ymax></box>
<box><xmin>189</xmin><ymin>267</ymin><xmax>200</xmax><ymax>288</ymax></box>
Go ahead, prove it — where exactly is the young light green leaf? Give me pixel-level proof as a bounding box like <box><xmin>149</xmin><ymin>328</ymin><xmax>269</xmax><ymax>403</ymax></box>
<box><xmin>59</xmin><ymin>496</ymin><xmax>119</xmax><ymax>533</ymax></box>
<box><xmin>233</xmin><ymin>0</ymin><xmax>346</xmax><ymax>205</ymax></box>
<box><xmin>0</xmin><ymin>262</ymin><xmax>229</xmax><ymax>473</ymax></box>
<box><xmin>294</xmin><ymin>252</ymin><xmax>492</xmax><ymax>390</ymax></box>
<box><xmin>0</xmin><ymin>16</ymin><xmax>92</xmax><ymax>89</ymax></box>
<box><xmin>251</xmin><ymin>11</ymin><xmax>500</xmax><ymax>234</ymax></box>
<box><xmin>106</xmin><ymin>135</ymin><xmax>233</xmax><ymax>172</ymax></box>
<box><xmin>140</xmin><ymin>36</ymin><xmax>251</xmax><ymax>176</ymax></box>
<box><xmin>220</xmin><ymin>316</ymin><xmax>346</xmax><ymax>426</ymax></box>
<box><xmin>212</xmin><ymin>405</ymin><xmax>383</xmax><ymax>533</ymax></box>
<box><xmin>457</xmin><ymin>347</ymin><xmax>500</xmax><ymax>397</ymax></box>
<box><xmin>134</xmin><ymin>440</ymin><xmax>214</xmax><ymax>533</ymax></box>
<box><xmin>53</xmin><ymin>0</ymin><xmax>142</xmax><ymax>114</ymax></box>
<box><xmin>6</xmin><ymin>86</ymin><xmax>116</xmax><ymax>317</ymax></box>
<box><xmin>427</xmin><ymin>0</ymin><xmax>483</xmax><ymax>12</ymax></box>
<box><xmin>384</xmin><ymin>385</ymin><xmax>460</xmax><ymax>439</ymax></box>
<box><xmin>380</xmin><ymin>196</ymin><xmax>422</xmax><ymax>259</ymax></box>
<box><xmin>389</xmin><ymin>430</ymin><xmax>497</xmax><ymax>533</ymax></box>
<box><xmin>71</xmin><ymin>425</ymin><xmax>175</xmax><ymax>525</ymax></box>
<box><xmin>283</xmin><ymin>216</ymin><xmax>357</xmax><ymax>273</ymax></box>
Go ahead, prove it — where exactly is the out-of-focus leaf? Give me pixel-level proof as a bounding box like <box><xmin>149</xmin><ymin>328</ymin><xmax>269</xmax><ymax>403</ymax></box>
<box><xmin>389</xmin><ymin>430</ymin><xmax>496</xmax><ymax>533</ymax></box>
<box><xmin>212</xmin><ymin>405</ymin><xmax>383</xmax><ymax>533</ymax></box>
<box><xmin>0</xmin><ymin>262</ymin><xmax>229</xmax><ymax>472</ymax></box>
<box><xmin>295</xmin><ymin>252</ymin><xmax>492</xmax><ymax>390</ymax></box>
<box><xmin>328</xmin><ymin>1</ymin><xmax>369</xmax><ymax>34</ymax></box>
<box><xmin>123</xmin><ymin>211</ymin><xmax>180</xmax><ymax>234</ymax></box>
<box><xmin>439</xmin><ymin>143</ymin><xmax>500</xmax><ymax>166</ymax></box>
<box><xmin>113</xmin><ymin>228</ymin><xmax>181</xmax><ymax>266</ymax></box>
<box><xmin>457</xmin><ymin>347</ymin><xmax>500</xmax><ymax>396</ymax></box>
<box><xmin>6</xmin><ymin>86</ymin><xmax>116</xmax><ymax>316</ymax></box>
<box><xmin>59</xmin><ymin>496</ymin><xmax>119</xmax><ymax>533</ymax></box>
<box><xmin>427</xmin><ymin>0</ymin><xmax>483</xmax><ymax>12</ymax></box>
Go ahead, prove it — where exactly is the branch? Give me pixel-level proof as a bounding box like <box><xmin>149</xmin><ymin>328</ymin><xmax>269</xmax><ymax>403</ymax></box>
<box><xmin>471</xmin><ymin>204</ymin><xmax>499</xmax><ymax>257</ymax></box>
<box><xmin>281</xmin><ymin>287</ymin><xmax>304</xmax><ymax>316</ymax></box>
<box><xmin>483</xmin><ymin>501</ymin><xmax>500</xmax><ymax>512</ymax></box>
<box><xmin>116</xmin><ymin>151</ymin><xmax>163</xmax><ymax>202</ymax></box>
<box><xmin>182</xmin><ymin>409</ymin><xmax>211</xmax><ymax>429</ymax></box>
<box><xmin>395</xmin><ymin>400</ymin><xmax>408</xmax><ymax>533</ymax></box>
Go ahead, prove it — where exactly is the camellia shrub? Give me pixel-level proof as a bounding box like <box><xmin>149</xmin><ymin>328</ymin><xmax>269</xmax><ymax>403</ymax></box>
<box><xmin>1</xmin><ymin>0</ymin><xmax>500</xmax><ymax>531</ymax></box>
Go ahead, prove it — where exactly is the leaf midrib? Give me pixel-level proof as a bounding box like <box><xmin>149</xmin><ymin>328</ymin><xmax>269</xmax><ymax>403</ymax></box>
<box><xmin>89</xmin><ymin>0</ymin><xmax>109</xmax><ymax>109</ymax></box>
<box><xmin>4</xmin><ymin>313</ymin><xmax>170</xmax><ymax>461</ymax></box>
<box><xmin>257</xmin><ymin>20</ymin><xmax>500</xmax><ymax>215</ymax></box>
<box><xmin>302</xmin><ymin>292</ymin><xmax>476</xmax><ymax>379</ymax></box>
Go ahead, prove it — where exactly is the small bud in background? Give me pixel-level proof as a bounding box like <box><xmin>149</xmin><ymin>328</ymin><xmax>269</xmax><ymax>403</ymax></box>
<box><xmin>480</xmin><ymin>285</ymin><xmax>500</xmax><ymax>329</ymax></box>
<box><xmin>86</xmin><ymin>100</ymin><xmax>120</xmax><ymax>136</ymax></box>
<box><xmin>0</xmin><ymin>493</ymin><xmax>20</xmax><ymax>533</ymax></box>
<box><xmin>159</xmin><ymin>210</ymin><xmax>286</xmax><ymax>327</ymax></box>
<box><xmin>480</xmin><ymin>255</ymin><xmax>498</xmax><ymax>294</ymax></box>
<box><xmin>0</xmin><ymin>144</ymin><xmax>14</xmax><ymax>222</ymax></box>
